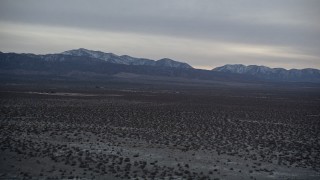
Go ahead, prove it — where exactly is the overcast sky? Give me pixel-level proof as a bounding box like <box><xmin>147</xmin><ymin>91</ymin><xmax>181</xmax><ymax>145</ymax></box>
<box><xmin>0</xmin><ymin>0</ymin><xmax>319</xmax><ymax>69</ymax></box>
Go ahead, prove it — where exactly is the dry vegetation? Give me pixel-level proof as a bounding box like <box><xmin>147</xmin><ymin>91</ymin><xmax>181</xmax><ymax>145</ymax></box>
<box><xmin>0</xmin><ymin>86</ymin><xmax>319</xmax><ymax>179</ymax></box>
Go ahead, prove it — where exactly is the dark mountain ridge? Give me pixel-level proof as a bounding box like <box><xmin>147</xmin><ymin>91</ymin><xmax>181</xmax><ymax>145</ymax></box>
<box><xmin>62</xmin><ymin>48</ymin><xmax>193</xmax><ymax>69</ymax></box>
<box><xmin>0</xmin><ymin>51</ymin><xmax>260</xmax><ymax>83</ymax></box>
<box><xmin>1</xmin><ymin>49</ymin><xmax>319</xmax><ymax>83</ymax></box>
<box><xmin>213</xmin><ymin>64</ymin><xmax>320</xmax><ymax>82</ymax></box>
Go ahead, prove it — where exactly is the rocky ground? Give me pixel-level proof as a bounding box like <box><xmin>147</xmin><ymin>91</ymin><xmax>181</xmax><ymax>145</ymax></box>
<box><xmin>0</xmin><ymin>86</ymin><xmax>319</xmax><ymax>179</ymax></box>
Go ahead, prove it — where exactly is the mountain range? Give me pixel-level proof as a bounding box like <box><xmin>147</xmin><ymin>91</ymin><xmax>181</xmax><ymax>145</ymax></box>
<box><xmin>0</xmin><ymin>48</ymin><xmax>319</xmax><ymax>83</ymax></box>
<box><xmin>62</xmin><ymin>48</ymin><xmax>192</xmax><ymax>69</ymax></box>
<box><xmin>213</xmin><ymin>64</ymin><xmax>320</xmax><ymax>82</ymax></box>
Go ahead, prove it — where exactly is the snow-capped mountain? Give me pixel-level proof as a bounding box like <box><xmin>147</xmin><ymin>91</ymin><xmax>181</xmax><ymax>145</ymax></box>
<box><xmin>1</xmin><ymin>50</ymin><xmax>319</xmax><ymax>83</ymax></box>
<box><xmin>61</xmin><ymin>48</ymin><xmax>192</xmax><ymax>69</ymax></box>
<box><xmin>213</xmin><ymin>64</ymin><xmax>320</xmax><ymax>82</ymax></box>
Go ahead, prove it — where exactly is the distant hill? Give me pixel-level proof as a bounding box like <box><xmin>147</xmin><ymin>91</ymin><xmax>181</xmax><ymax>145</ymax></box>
<box><xmin>0</xmin><ymin>50</ymin><xmax>319</xmax><ymax>83</ymax></box>
<box><xmin>213</xmin><ymin>64</ymin><xmax>320</xmax><ymax>82</ymax></box>
<box><xmin>0</xmin><ymin>51</ymin><xmax>259</xmax><ymax>83</ymax></box>
<box><xmin>62</xmin><ymin>48</ymin><xmax>192</xmax><ymax>69</ymax></box>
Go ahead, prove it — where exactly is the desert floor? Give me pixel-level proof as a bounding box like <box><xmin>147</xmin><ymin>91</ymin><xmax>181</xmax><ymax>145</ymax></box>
<box><xmin>1</xmin><ymin>85</ymin><xmax>319</xmax><ymax>179</ymax></box>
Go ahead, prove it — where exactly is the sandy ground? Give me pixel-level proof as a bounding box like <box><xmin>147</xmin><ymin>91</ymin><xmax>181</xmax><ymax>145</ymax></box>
<box><xmin>0</xmin><ymin>89</ymin><xmax>319</xmax><ymax>179</ymax></box>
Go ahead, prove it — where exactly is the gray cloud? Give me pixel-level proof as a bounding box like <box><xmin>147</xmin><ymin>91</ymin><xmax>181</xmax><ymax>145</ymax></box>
<box><xmin>0</xmin><ymin>0</ymin><xmax>319</xmax><ymax>69</ymax></box>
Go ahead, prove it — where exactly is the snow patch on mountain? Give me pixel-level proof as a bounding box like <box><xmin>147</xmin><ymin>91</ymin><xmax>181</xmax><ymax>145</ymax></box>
<box><xmin>61</xmin><ymin>48</ymin><xmax>193</xmax><ymax>69</ymax></box>
<box><xmin>213</xmin><ymin>64</ymin><xmax>320</xmax><ymax>81</ymax></box>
